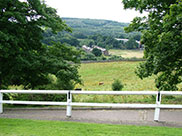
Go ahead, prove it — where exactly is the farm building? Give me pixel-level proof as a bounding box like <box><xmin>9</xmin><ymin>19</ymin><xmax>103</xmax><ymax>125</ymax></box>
<box><xmin>82</xmin><ymin>45</ymin><xmax>109</xmax><ymax>56</ymax></box>
<box><xmin>93</xmin><ymin>46</ymin><xmax>109</xmax><ymax>56</ymax></box>
<box><xmin>82</xmin><ymin>45</ymin><xmax>93</xmax><ymax>53</ymax></box>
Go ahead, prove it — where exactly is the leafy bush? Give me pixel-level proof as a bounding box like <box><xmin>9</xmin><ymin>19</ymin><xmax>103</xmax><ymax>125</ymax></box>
<box><xmin>112</xmin><ymin>79</ymin><xmax>124</xmax><ymax>91</ymax></box>
<box><xmin>92</xmin><ymin>48</ymin><xmax>102</xmax><ymax>57</ymax></box>
<box><xmin>12</xmin><ymin>94</ymin><xmax>67</xmax><ymax>102</ymax></box>
<box><xmin>4</xmin><ymin>75</ymin><xmax>71</xmax><ymax>102</ymax></box>
<box><xmin>81</xmin><ymin>52</ymin><xmax>97</xmax><ymax>60</ymax></box>
<box><xmin>108</xmin><ymin>55</ymin><xmax>124</xmax><ymax>61</ymax></box>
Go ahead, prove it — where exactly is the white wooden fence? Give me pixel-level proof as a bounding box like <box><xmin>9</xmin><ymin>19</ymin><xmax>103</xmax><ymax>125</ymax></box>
<box><xmin>0</xmin><ymin>90</ymin><xmax>182</xmax><ymax>122</ymax></box>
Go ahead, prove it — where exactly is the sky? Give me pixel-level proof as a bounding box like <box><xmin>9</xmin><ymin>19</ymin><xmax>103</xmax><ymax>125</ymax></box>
<box><xmin>45</xmin><ymin>0</ymin><xmax>146</xmax><ymax>23</ymax></box>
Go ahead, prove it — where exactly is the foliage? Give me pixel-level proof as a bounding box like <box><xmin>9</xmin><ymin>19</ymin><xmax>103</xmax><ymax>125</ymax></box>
<box><xmin>86</xmin><ymin>34</ymin><xmax>140</xmax><ymax>50</ymax></box>
<box><xmin>42</xmin><ymin>30</ymin><xmax>80</xmax><ymax>47</ymax></box>
<box><xmin>112</xmin><ymin>79</ymin><xmax>124</xmax><ymax>91</ymax></box>
<box><xmin>1</xmin><ymin>118</ymin><xmax>182</xmax><ymax>136</ymax></box>
<box><xmin>79</xmin><ymin>39</ymin><xmax>95</xmax><ymax>47</ymax></box>
<box><xmin>89</xmin><ymin>34</ymin><xmax>125</xmax><ymax>49</ymax></box>
<box><xmin>72</xmin><ymin>32</ymin><xmax>88</xmax><ymax>39</ymax></box>
<box><xmin>108</xmin><ymin>55</ymin><xmax>124</xmax><ymax>61</ymax></box>
<box><xmin>81</xmin><ymin>52</ymin><xmax>97</xmax><ymax>61</ymax></box>
<box><xmin>5</xmin><ymin>93</ymin><xmax>67</xmax><ymax>102</ymax></box>
<box><xmin>125</xmin><ymin>38</ymin><xmax>139</xmax><ymax>49</ymax></box>
<box><xmin>123</xmin><ymin>0</ymin><xmax>182</xmax><ymax>90</ymax></box>
<box><xmin>92</xmin><ymin>48</ymin><xmax>102</xmax><ymax>57</ymax></box>
<box><xmin>42</xmin><ymin>18</ymin><xmax>142</xmax><ymax>50</ymax></box>
<box><xmin>132</xmin><ymin>33</ymin><xmax>141</xmax><ymax>41</ymax></box>
<box><xmin>62</xmin><ymin>17</ymin><xmax>130</xmax><ymax>37</ymax></box>
<box><xmin>0</xmin><ymin>0</ymin><xmax>81</xmax><ymax>90</ymax></box>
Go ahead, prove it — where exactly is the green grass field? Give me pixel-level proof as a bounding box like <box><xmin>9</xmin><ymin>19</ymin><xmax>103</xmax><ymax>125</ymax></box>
<box><xmin>109</xmin><ymin>49</ymin><xmax>144</xmax><ymax>58</ymax></box>
<box><xmin>74</xmin><ymin>61</ymin><xmax>156</xmax><ymax>103</ymax></box>
<box><xmin>0</xmin><ymin>118</ymin><xmax>182</xmax><ymax>136</ymax></box>
<box><xmin>78</xmin><ymin>61</ymin><xmax>156</xmax><ymax>91</ymax></box>
<box><xmin>75</xmin><ymin>61</ymin><xmax>182</xmax><ymax>104</ymax></box>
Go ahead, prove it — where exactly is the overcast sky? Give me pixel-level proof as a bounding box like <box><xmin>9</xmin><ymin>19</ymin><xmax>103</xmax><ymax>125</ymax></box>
<box><xmin>45</xmin><ymin>0</ymin><xmax>146</xmax><ymax>23</ymax></box>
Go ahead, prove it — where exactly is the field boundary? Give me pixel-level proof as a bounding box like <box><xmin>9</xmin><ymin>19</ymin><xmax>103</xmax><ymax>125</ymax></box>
<box><xmin>1</xmin><ymin>90</ymin><xmax>182</xmax><ymax>122</ymax></box>
<box><xmin>4</xmin><ymin>107</ymin><xmax>182</xmax><ymax>111</ymax></box>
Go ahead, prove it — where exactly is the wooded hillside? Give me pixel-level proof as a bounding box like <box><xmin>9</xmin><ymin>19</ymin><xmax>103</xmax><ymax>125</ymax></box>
<box><xmin>62</xmin><ymin>17</ymin><xmax>130</xmax><ymax>37</ymax></box>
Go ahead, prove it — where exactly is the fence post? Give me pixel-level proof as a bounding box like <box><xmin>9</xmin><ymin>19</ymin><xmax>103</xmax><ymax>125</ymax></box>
<box><xmin>66</xmin><ymin>91</ymin><xmax>72</xmax><ymax>117</ymax></box>
<box><xmin>0</xmin><ymin>93</ymin><xmax>3</xmax><ymax>114</ymax></box>
<box><xmin>154</xmin><ymin>91</ymin><xmax>161</xmax><ymax>122</ymax></box>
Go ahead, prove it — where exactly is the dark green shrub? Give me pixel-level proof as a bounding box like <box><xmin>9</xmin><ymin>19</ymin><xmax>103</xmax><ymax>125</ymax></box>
<box><xmin>112</xmin><ymin>79</ymin><xmax>124</xmax><ymax>91</ymax></box>
<box><xmin>12</xmin><ymin>93</ymin><xmax>67</xmax><ymax>102</ymax></box>
<box><xmin>92</xmin><ymin>48</ymin><xmax>102</xmax><ymax>57</ymax></box>
<box><xmin>5</xmin><ymin>75</ymin><xmax>72</xmax><ymax>102</ymax></box>
<box><xmin>81</xmin><ymin>52</ymin><xmax>97</xmax><ymax>61</ymax></box>
<box><xmin>108</xmin><ymin>55</ymin><xmax>124</xmax><ymax>61</ymax></box>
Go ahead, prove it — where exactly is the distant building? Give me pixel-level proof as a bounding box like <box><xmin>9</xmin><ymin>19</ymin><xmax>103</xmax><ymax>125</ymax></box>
<box><xmin>115</xmin><ymin>38</ymin><xmax>129</xmax><ymax>43</ymax></box>
<box><xmin>82</xmin><ymin>45</ymin><xmax>109</xmax><ymax>56</ymax></box>
<box><xmin>93</xmin><ymin>46</ymin><xmax>109</xmax><ymax>56</ymax></box>
<box><xmin>82</xmin><ymin>45</ymin><xmax>93</xmax><ymax>53</ymax></box>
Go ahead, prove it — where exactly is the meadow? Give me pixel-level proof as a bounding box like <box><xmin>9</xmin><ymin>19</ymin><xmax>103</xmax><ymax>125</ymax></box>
<box><xmin>77</xmin><ymin>61</ymin><xmax>155</xmax><ymax>91</ymax></box>
<box><xmin>74</xmin><ymin>61</ymin><xmax>182</xmax><ymax>104</ymax></box>
<box><xmin>1</xmin><ymin>118</ymin><xmax>182</xmax><ymax>136</ymax></box>
<box><xmin>74</xmin><ymin>61</ymin><xmax>156</xmax><ymax>103</ymax></box>
<box><xmin>109</xmin><ymin>49</ymin><xmax>144</xmax><ymax>58</ymax></box>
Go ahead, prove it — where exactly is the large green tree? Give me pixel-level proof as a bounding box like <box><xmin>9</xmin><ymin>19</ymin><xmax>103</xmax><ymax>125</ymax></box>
<box><xmin>122</xmin><ymin>0</ymin><xmax>182</xmax><ymax>90</ymax></box>
<box><xmin>92</xmin><ymin>48</ymin><xmax>102</xmax><ymax>57</ymax></box>
<box><xmin>125</xmin><ymin>37</ymin><xmax>139</xmax><ymax>49</ymax></box>
<box><xmin>0</xmin><ymin>0</ymin><xmax>81</xmax><ymax>90</ymax></box>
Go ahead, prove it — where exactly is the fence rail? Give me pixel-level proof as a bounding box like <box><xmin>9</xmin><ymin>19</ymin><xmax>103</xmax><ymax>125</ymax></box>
<box><xmin>0</xmin><ymin>90</ymin><xmax>182</xmax><ymax>122</ymax></box>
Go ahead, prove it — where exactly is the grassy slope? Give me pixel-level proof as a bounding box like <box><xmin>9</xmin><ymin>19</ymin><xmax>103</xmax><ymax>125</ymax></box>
<box><xmin>0</xmin><ymin>118</ymin><xmax>182</xmax><ymax>136</ymax></box>
<box><xmin>76</xmin><ymin>61</ymin><xmax>182</xmax><ymax>103</ymax></box>
<box><xmin>78</xmin><ymin>61</ymin><xmax>156</xmax><ymax>91</ymax></box>
<box><xmin>109</xmin><ymin>49</ymin><xmax>144</xmax><ymax>58</ymax></box>
<box><xmin>74</xmin><ymin>61</ymin><xmax>156</xmax><ymax>103</ymax></box>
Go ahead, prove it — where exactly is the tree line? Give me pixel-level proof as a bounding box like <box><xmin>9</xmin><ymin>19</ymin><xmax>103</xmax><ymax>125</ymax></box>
<box><xmin>42</xmin><ymin>29</ymin><xmax>141</xmax><ymax>50</ymax></box>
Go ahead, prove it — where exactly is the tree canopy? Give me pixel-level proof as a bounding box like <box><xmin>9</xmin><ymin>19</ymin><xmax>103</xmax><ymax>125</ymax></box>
<box><xmin>92</xmin><ymin>48</ymin><xmax>102</xmax><ymax>57</ymax></box>
<box><xmin>62</xmin><ymin>17</ymin><xmax>129</xmax><ymax>37</ymax></box>
<box><xmin>0</xmin><ymin>0</ymin><xmax>81</xmax><ymax>90</ymax></box>
<box><xmin>123</xmin><ymin>0</ymin><xmax>182</xmax><ymax>90</ymax></box>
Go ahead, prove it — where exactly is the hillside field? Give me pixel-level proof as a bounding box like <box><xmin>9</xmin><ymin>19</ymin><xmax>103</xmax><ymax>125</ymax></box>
<box><xmin>75</xmin><ymin>61</ymin><xmax>156</xmax><ymax>103</ymax></box>
<box><xmin>78</xmin><ymin>61</ymin><xmax>155</xmax><ymax>91</ymax></box>
<box><xmin>109</xmin><ymin>49</ymin><xmax>144</xmax><ymax>58</ymax></box>
<box><xmin>75</xmin><ymin>61</ymin><xmax>182</xmax><ymax>104</ymax></box>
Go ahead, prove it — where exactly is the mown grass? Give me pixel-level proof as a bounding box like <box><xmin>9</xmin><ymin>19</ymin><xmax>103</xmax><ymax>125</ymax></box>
<box><xmin>109</xmin><ymin>49</ymin><xmax>144</xmax><ymax>58</ymax></box>
<box><xmin>0</xmin><ymin>118</ymin><xmax>182</xmax><ymax>136</ymax></box>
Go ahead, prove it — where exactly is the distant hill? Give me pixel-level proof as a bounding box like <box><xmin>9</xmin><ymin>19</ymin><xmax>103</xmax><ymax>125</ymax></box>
<box><xmin>62</xmin><ymin>18</ymin><xmax>130</xmax><ymax>37</ymax></box>
<box><xmin>42</xmin><ymin>17</ymin><xmax>141</xmax><ymax>50</ymax></box>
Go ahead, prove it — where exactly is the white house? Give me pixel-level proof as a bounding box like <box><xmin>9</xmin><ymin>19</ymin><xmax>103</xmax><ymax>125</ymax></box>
<box><xmin>82</xmin><ymin>45</ymin><xmax>109</xmax><ymax>56</ymax></box>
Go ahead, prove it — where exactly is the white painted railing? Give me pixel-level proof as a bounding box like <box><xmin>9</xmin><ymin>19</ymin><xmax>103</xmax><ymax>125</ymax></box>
<box><xmin>0</xmin><ymin>90</ymin><xmax>182</xmax><ymax>122</ymax></box>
